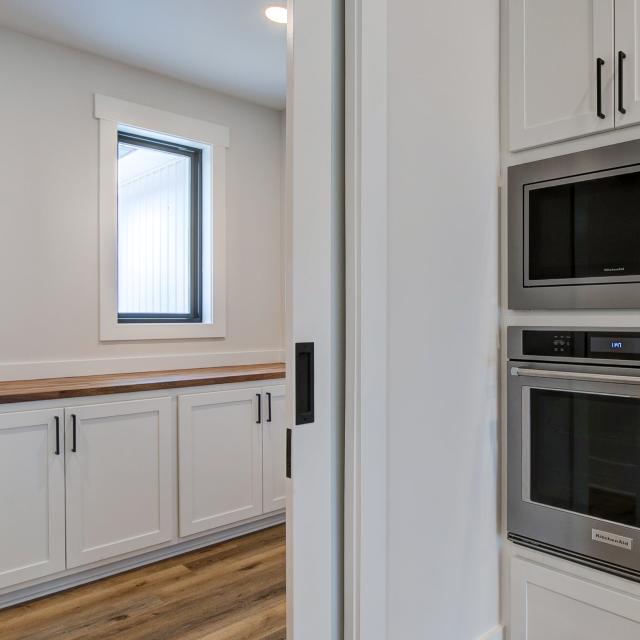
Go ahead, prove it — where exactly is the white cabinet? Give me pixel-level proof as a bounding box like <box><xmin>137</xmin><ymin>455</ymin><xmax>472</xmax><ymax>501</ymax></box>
<box><xmin>0</xmin><ymin>409</ymin><xmax>65</xmax><ymax>588</ymax></box>
<box><xmin>262</xmin><ymin>385</ymin><xmax>287</xmax><ymax>513</ymax></box>
<box><xmin>615</xmin><ymin>0</ymin><xmax>640</xmax><ymax>126</ymax></box>
<box><xmin>509</xmin><ymin>0</ymin><xmax>615</xmax><ymax>150</ymax></box>
<box><xmin>65</xmin><ymin>398</ymin><xmax>173</xmax><ymax>568</ymax></box>
<box><xmin>178</xmin><ymin>389</ymin><xmax>264</xmax><ymax>536</ymax></box>
<box><xmin>0</xmin><ymin>380</ymin><xmax>285</xmax><ymax>593</ymax></box>
<box><xmin>510</xmin><ymin>555</ymin><xmax>640</xmax><ymax>639</ymax></box>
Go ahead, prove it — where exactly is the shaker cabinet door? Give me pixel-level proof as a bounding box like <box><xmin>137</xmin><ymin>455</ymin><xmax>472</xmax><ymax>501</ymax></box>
<box><xmin>510</xmin><ymin>556</ymin><xmax>640</xmax><ymax>639</ymax></box>
<box><xmin>0</xmin><ymin>409</ymin><xmax>65</xmax><ymax>588</ymax></box>
<box><xmin>65</xmin><ymin>398</ymin><xmax>173</xmax><ymax>568</ymax></box>
<box><xmin>508</xmin><ymin>0</ymin><xmax>615</xmax><ymax>150</ymax></box>
<box><xmin>262</xmin><ymin>386</ymin><xmax>287</xmax><ymax>514</ymax></box>
<box><xmin>614</xmin><ymin>0</ymin><xmax>640</xmax><ymax>126</ymax></box>
<box><xmin>178</xmin><ymin>389</ymin><xmax>263</xmax><ymax>537</ymax></box>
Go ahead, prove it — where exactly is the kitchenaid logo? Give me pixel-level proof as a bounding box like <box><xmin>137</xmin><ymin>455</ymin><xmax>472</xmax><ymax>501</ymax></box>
<box><xmin>592</xmin><ymin>528</ymin><xmax>633</xmax><ymax>551</ymax></box>
<box><xmin>603</xmin><ymin>266</ymin><xmax>626</xmax><ymax>273</ymax></box>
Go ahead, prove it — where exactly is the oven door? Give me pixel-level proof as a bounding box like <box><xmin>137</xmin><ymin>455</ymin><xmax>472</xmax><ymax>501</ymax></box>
<box><xmin>508</xmin><ymin>361</ymin><xmax>640</xmax><ymax>577</ymax></box>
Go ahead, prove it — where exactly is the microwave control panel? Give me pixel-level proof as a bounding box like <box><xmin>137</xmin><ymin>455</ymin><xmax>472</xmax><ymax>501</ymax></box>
<box><xmin>522</xmin><ymin>330</ymin><xmax>640</xmax><ymax>360</ymax></box>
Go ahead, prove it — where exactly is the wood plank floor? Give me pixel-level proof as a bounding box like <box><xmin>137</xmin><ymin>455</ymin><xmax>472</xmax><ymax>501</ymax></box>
<box><xmin>0</xmin><ymin>525</ymin><xmax>286</xmax><ymax>640</ymax></box>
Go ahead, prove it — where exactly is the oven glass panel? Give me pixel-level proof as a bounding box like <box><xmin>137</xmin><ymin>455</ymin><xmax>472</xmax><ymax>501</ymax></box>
<box><xmin>530</xmin><ymin>388</ymin><xmax>640</xmax><ymax>527</ymax></box>
<box><xmin>528</xmin><ymin>170</ymin><xmax>640</xmax><ymax>281</ymax></box>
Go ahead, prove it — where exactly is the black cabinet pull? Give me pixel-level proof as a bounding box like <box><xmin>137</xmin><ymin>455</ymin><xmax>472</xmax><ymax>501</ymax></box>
<box><xmin>256</xmin><ymin>394</ymin><xmax>262</xmax><ymax>424</ymax></box>
<box><xmin>619</xmin><ymin>51</ymin><xmax>627</xmax><ymax>114</ymax></box>
<box><xmin>54</xmin><ymin>416</ymin><xmax>60</xmax><ymax>455</ymax></box>
<box><xmin>597</xmin><ymin>57</ymin><xmax>606</xmax><ymax>119</ymax></box>
<box><xmin>71</xmin><ymin>414</ymin><xmax>77</xmax><ymax>452</ymax></box>
<box><xmin>266</xmin><ymin>392</ymin><xmax>272</xmax><ymax>423</ymax></box>
<box><xmin>286</xmin><ymin>428</ymin><xmax>292</xmax><ymax>479</ymax></box>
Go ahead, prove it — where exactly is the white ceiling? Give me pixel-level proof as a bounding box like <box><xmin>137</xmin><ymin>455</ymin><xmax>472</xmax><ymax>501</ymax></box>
<box><xmin>0</xmin><ymin>0</ymin><xmax>287</xmax><ymax>109</ymax></box>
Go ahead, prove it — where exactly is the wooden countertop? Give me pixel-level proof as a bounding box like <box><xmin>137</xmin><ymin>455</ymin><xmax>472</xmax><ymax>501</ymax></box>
<box><xmin>0</xmin><ymin>363</ymin><xmax>286</xmax><ymax>404</ymax></box>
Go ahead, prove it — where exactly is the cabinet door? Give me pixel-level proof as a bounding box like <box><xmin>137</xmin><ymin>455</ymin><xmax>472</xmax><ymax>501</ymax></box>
<box><xmin>262</xmin><ymin>386</ymin><xmax>287</xmax><ymax>514</ymax></box>
<box><xmin>510</xmin><ymin>556</ymin><xmax>640</xmax><ymax>639</ymax></box>
<box><xmin>0</xmin><ymin>409</ymin><xmax>65</xmax><ymax>588</ymax></box>
<box><xmin>178</xmin><ymin>389</ymin><xmax>262</xmax><ymax>536</ymax></box>
<box><xmin>65</xmin><ymin>398</ymin><xmax>172</xmax><ymax>568</ymax></box>
<box><xmin>614</xmin><ymin>0</ymin><xmax>640</xmax><ymax>126</ymax></box>
<box><xmin>509</xmin><ymin>0</ymin><xmax>614</xmax><ymax>150</ymax></box>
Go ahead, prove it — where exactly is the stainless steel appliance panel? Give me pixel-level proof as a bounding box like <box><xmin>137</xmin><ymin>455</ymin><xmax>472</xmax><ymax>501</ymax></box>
<box><xmin>508</xmin><ymin>327</ymin><xmax>640</xmax><ymax>580</ymax></box>
<box><xmin>508</xmin><ymin>139</ymin><xmax>640</xmax><ymax>310</ymax></box>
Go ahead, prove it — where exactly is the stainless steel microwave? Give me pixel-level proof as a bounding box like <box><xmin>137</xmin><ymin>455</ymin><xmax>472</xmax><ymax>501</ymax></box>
<box><xmin>508</xmin><ymin>140</ymin><xmax>640</xmax><ymax>309</ymax></box>
<box><xmin>508</xmin><ymin>327</ymin><xmax>640</xmax><ymax>580</ymax></box>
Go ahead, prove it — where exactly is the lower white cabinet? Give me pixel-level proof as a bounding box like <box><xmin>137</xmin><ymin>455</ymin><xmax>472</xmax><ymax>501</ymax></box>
<box><xmin>0</xmin><ymin>409</ymin><xmax>66</xmax><ymax>588</ymax></box>
<box><xmin>510</xmin><ymin>555</ymin><xmax>640</xmax><ymax>640</ymax></box>
<box><xmin>0</xmin><ymin>381</ymin><xmax>285</xmax><ymax>592</ymax></box>
<box><xmin>262</xmin><ymin>385</ymin><xmax>287</xmax><ymax>513</ymax></box>
<box><xmin>178</xmin><ymin>389</ymin><xmax>264</xmax><ymax>536</ymax></box>
<box><xmin>65</xmin><ymin>398</ymin><xmax>173</xmax><ymax>568</ymax></box>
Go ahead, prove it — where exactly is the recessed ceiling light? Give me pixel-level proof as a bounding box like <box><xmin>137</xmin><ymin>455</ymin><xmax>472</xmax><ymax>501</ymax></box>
<box><xmin>265</xmin><ymin>6</ymin><xmax>287</xmax><ymax>24</ymax></box>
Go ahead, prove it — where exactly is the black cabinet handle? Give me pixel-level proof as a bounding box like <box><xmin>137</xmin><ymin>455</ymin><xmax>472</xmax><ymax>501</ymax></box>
<box><xmin>256</xmin><ymin>394</ymin><xmax>262</xmax><ymax>424</ymax></box>
<box><xmin>71</xmin><ymin>414</ymin><xmax>77</xmax><ymax>452</ymax></box>
<box><xmin>619</xmin><ymin>51</ymin><xmax>627</xmax><ymax>114</ymax></box>
<box><xmin>266</xmin><ymin>392</ymin><xmax>272</xmax><ymax>423</ymax></box>
<box><xmin>54</xmin><ymin>416</ymin><xmax>60</xmax><ymax>455</ymax></box>
<box><xmin>597</xmin><ymin>57</ymin><xmax>606</xmax><ymax>119</ymax></box>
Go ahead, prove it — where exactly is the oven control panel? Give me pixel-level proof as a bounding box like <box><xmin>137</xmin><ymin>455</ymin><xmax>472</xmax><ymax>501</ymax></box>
<box><xmin>522</xmin><ymin>331</ymin><xmax>586</xmax><ymax>358</ymax></box>
<box><xmin>522</xmin><ymin>330</ymin><xmax>640</xmax><ymax>360</ymax></box>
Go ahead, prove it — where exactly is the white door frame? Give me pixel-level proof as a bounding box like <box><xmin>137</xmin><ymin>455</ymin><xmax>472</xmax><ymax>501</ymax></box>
<box><xmin>285</xmin><ymin>0</ymin><xmax>345</xmax><ymax>638</ymax></box>
<box><xmin>344</xmin><ymin>0</ymin><xmax>389</xmax><ymax>639</ymax></box>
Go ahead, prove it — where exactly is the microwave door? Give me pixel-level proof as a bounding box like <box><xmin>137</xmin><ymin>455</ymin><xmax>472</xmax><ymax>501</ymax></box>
<box><xmin>523</xmin><ymin>166</ymin><xmax>640</xmax><ymax>289</ymax></box>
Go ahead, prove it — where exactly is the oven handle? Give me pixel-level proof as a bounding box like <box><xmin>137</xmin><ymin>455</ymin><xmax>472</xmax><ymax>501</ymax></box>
<box><xmin>510</xmin><ymin>367</ymin><xmax>640</xmax><ymax>386</ymax></box>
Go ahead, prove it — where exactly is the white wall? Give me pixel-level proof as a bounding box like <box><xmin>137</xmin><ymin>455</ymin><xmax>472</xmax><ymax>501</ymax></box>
<box><xmin>0</xmin><ymin>28</ymin><xmax>284</xmax><ymax>379</ymax></box>
<box><xmin>385</xmin><ymin>2</ymin><xmax>500</xmax><ymax>639</ymax></box>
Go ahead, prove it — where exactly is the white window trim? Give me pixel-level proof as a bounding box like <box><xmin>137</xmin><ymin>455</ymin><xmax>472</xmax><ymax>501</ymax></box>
<box><xmin>95</xmin><ymin>94</ymin><xmax>229</xmax><ymax>341</ymax></box>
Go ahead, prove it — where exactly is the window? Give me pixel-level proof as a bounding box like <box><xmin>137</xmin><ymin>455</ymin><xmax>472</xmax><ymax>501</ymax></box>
<box><xmin>95</xmin><ymin>95</ymin><xmax>229</xmax><ymax>341</ymax></box>
<box><xmin>117</xmin><ymin>132</ymin><xmax>203</xmax><ymax>323</ymax></box>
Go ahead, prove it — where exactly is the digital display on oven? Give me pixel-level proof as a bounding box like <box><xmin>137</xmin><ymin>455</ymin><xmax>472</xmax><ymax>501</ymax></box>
<box><xmin>590</xmin><ymin>336</ymin><xmax>640</xmax><ymax>355</ymax></box>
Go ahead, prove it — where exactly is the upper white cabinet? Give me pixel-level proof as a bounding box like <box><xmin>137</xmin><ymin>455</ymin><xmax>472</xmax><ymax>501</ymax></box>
<box><xmin>509</xmin><ymin>0</ymin><xmax>640</xmax><ymax>149</ymax></box>
<box><xmin>615</xmin><ymin>0</ymin><xmax>640</xmax><ymax>125</ymax></box>
<box><xmin>262</xmin><ymin>385</ymin><xmax>287</xmax><ymax>514</ymax></box>
<box><xmin>178</xmin><ymin>389</ymin><xmax>264</xmax><ymax>536</ymax></box>
<box><xmin>65</xmin><ymin>398</ymin><xmax>173</xmax><ymax>568</ymax></box>
<box><xmin>509</xmin><ymin>0</ymin><xmax>621</xmax><ymax>149</ymax></box>
<box><xmin>510</xmin><ymin>555</ymin><xmax>640</xmax><ymax>639</ymax></box>
<box><xmin>0</xmin><ymin>409</ymin><xmax>65</xmax><ymax>588</ymax></box>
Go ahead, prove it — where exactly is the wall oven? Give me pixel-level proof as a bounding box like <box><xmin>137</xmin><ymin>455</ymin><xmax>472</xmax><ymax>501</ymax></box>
<box><xmin>508</xmin><ymin>139</ymin><xmax>640</xmax><ymax>310</ymax></box>
<box><xmin>508</xmin><ymin>327</ymin><xmax>640</xmax><ymax>580</ymax></box>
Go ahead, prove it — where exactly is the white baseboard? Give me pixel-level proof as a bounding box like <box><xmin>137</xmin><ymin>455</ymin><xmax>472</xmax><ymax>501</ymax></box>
<box><xmin>477</xmin><ymin>625</ymin><xmax>505</xmax><ymax>640</ymax></box>
<box><xmin>0</xmin><ymin>349</ymin><xmax>285</xmax><ymax>381</ymax></box>
<box><xmin>0</xmin><ymin>512</ymin><xmax>285</xmax><ymax>610</ymax></box>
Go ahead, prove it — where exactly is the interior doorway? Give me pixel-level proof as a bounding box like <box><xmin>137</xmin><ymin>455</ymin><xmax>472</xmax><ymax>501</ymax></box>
<box><xmin>0</xmin><ymin>0</ymin><xmax>345</xmax><ymax>638</ymax></box>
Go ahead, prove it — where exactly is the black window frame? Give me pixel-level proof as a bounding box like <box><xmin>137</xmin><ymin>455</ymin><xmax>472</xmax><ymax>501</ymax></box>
<box><xmin>116</xmin><ymin>131</ymin><xmax>203</xmax><ymax>324</ymax></box>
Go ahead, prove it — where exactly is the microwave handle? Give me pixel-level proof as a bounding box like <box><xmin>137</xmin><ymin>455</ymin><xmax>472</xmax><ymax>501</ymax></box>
<box><xmin>510</xmin><ymin>367</ymin><xmax>640</xmax><ymax>386</ymax></box>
